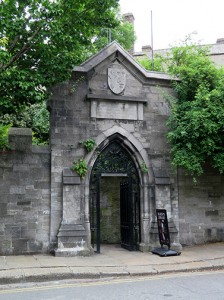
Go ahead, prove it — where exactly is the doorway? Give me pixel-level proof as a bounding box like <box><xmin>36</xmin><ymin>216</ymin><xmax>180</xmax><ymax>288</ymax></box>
<box><xmin>90</xmin><ymin>141</ymin><xmax>141</xmax><ymax>253</ymax></box>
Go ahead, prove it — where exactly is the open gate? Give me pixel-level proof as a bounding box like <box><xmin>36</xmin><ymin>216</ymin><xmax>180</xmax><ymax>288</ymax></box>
<box><xmin>90</xmin><ymin>141</ymin><xmax>140</xmax><ymax>253</ymax></box>
<box><xmin>120</xmin><ymin>178</ymin><xmax>140</xmax><ymax>251</ymax></box>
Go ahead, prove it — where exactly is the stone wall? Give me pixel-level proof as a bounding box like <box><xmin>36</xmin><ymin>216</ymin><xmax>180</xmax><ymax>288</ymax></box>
<box><xmin>178</xmin><ymin>167</ymin><xmax>224</xmax><ymax>245</ymax></box>
<box><xmin>0</xmin><ymin>128</ymin><xmax>51</xmax><ymax>254</ymax></box>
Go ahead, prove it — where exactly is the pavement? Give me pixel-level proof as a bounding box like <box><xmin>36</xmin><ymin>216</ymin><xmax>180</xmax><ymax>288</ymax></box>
<box><xmin>0</xmin><ymin>243</ymin><xmax>224</xmax><ymax>285</ymax></box>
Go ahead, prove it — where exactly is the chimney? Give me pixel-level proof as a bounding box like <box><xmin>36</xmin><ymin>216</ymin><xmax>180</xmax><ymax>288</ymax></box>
<box><xmin>142</xmin><ymin>45</ymin><xmax>152</xmax><ymax>55</ymax></box>
<box><xmin>216</xmin><ymin>38</ymin><xmax>224</xmax><ymax>44</ymax></box>
<box><xmin>123</xmin><ymin>13</ymin><xmax>135</xmax><ymax>25</ymax></box>
<box><xmin>123</xmin><ymin>13</ymin><xmax>135</xmax><ymax>55</ymax></box>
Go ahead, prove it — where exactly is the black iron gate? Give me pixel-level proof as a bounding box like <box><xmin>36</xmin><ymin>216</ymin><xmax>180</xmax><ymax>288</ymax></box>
<box><xmin>120</xmin><ymin>178</ymin><xmax>140</xmax><ymax>251</ymax></box>
<box><xmin>90</xmin><ymin>141</ymin><xmax>140</xmax><ymax>253</ymax></box>
<box><xmin>120</xmin><ymin>179</ymin><xmax>133</xmax><ymax>250</ymax></box>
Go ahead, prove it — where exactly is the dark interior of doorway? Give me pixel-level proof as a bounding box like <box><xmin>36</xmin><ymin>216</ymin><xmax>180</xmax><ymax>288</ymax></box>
<box><xmin>100</xmin><ymin>177</ymin><xmax>121</xmax><ymax>244</ymax></box>
<box><xmin>90</xmin><ymin>175</ymin><xmax>140</xmax><ymax>253</ymax></box>
<box><xmin>89</xmin><ymin>140</ymin><xmax>141</xmax><ymax>254</ymax></box>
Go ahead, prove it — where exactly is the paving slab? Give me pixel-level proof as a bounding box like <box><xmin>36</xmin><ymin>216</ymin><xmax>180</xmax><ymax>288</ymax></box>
<box><xmin>47</xmin><ymin>267</ymin><xmax>74</xmax><ymax>280</ymax></box>
<box><xmin>182</xmin><ymin>261</ymin><xmax>213</xmax><ymax>271</ymax></box>
<box><xmin>5</xmin><ymin>255</ymin><xmax>40</xmax><ymax>269</ymax></box>
<box><xmin>0</xmin><ymin>257</ymin><xmax>7</xmax><ymax>270</ymax></box>
<box><xmin>209</xmin><ymin>258</ymin><xmax>224</xmax><ymax>269</ymax></box>
<box><xmin>69</xmin><ymin>266</ymin><xmax>101</xmax><ymax>279</ymax></box>
<box><xmin>22</xmin><ymin>267</ymin><xmax>56</xmax><ymax>283</ymax></box>
<box><xmin>34</xmin><ymin>255</ymin><xmax>68</xmax><ymax>268</ymax></box>
<box><xmin>0</xmin><ymin>243</ymin><xmax>223</xmax><ymax>284</ymax></box>
<box><xmin>0</xmin><ymin>269</ymin><xmax>23</xmax><ymax>284</ymax></box>
<box><xmin>126</xmin><ymin>265</ymin><xmax>157</xmax><ymax>276</ymax></box>
<box><xmin>155</xmin><ymin>263</ymin><xmax>189</xmax><ymax>274</ymax></box>
<box><xmin>97</xmin><ymin>266</ymin><xmax>129</xmax><ymax>277</ymax></box>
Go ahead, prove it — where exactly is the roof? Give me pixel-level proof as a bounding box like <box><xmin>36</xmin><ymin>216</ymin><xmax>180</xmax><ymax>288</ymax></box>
<box><xmin>73</xmin><ymin>41</ymin><xmax>178</xmax><ymax>82</ymax></box>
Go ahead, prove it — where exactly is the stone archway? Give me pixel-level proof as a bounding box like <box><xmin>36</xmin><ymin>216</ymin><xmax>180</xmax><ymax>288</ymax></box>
<box><xmin>89</xmin><ymin>140</ymin><xmax>141</xmax><ymax>253</ymax></box>
<box><xmin>84</xmin><ymin>127</ymin><xmax>154</xmax><ymax>253</ymax></box>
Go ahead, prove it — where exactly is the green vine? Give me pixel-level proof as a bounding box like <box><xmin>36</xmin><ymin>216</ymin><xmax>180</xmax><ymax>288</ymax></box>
<box><xmin>0</xmin><ymin>124</ymin><xmax>11</xmax><ymax>151</ymax></box>
<box><xmin>80</xmin><ymin>138</ymin><xmax>96</xmax><ymax>152</ymax></box>
<box><xmin>70</xmin><ymin>76</ymin><xmax>85</xmax><ymax>94</ymax></box>
<box><xmin>71</xmin><ymin>158</ymin><xmax>87</xmax><ymax>179</ymax></box>
<box><xmin>141</xmin><ymin>161</ymin><xmax>148</xmax><ymax>173</ymax></box>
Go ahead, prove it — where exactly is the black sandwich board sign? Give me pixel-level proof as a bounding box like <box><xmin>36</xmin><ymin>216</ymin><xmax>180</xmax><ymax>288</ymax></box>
<box><xmin>152</xmin><ymin>209</ymin><xmax>181</xmax><ymax>257</ymax></box>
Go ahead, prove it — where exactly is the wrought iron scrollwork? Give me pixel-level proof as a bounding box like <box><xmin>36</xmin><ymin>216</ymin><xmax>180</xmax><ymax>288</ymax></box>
<box><xmin>92</xmin><ymin>142</ymin><xmax>138</xmax><ymax>180</ymax></box>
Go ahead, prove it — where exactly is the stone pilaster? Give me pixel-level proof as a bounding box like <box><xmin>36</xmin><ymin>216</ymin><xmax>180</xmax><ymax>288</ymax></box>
<box><xmin>55</xmin><ymin>168</ymin><xmax>93</xmax><ymax>256</ymax></box>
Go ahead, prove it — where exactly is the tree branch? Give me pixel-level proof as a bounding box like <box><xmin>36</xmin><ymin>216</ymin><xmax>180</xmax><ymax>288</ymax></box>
<box><xmin>0</xmin><ymin>25</ymin><xmax>43</xmax><ymax>72</ymax></box>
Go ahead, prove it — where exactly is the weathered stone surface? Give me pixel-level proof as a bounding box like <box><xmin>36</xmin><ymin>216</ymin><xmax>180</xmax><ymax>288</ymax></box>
<box><xmin>8</xmin><ymin>128</ymin><xmax>32</xmax><ymax>152</ymax></box>
<box><xmin>1</xmin><ymin>42</ymin><xmax>224</xmax><ymax>256</ymax></box>
<box><xmin>0</xmin><ymin>134</ymin><xmax>50</xmax><ymax>255</ymax></box>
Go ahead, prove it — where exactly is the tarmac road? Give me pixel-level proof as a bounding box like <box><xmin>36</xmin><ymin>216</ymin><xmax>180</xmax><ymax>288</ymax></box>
<box><xmin>0</xmin><ymin>270</ymin><xmax>224</xmax><ymax>300</ymax></box>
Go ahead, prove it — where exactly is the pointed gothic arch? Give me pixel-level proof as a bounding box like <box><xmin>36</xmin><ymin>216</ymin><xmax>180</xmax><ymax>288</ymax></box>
<box><xmin>84</xmin><ymin>127</ymin><xmax>155</xmax><ymax>253</ymax></box>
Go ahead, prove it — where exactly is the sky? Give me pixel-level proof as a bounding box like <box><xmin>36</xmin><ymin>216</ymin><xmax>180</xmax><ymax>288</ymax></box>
<box><xmin>119</xmin><ymin>0</ymin><xmax>224</xmax><ymax>51</ymax></box>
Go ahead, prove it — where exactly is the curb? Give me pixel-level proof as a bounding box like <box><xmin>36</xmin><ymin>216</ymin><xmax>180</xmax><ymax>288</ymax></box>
<box><xmin>1</xmin><ymin>263</ymin><xmax>224</xmax><ymax>285</ymax></box>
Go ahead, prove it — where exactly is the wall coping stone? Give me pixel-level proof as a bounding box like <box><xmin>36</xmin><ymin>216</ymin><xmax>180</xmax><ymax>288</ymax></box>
<box><xmin>8</xmin><ymin>127</ymin><xmax>32</xmax><ymax>152</ymax></box>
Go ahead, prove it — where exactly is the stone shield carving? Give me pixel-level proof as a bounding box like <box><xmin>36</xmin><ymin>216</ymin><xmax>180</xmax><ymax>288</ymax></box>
<box><xmin>108</xmin><ymin>67</ymin><xmax>126</xmax><ymax>94</ymax></box>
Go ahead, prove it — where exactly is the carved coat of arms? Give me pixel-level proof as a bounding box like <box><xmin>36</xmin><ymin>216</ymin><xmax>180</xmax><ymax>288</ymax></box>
<box><xmin>108</xmin><ymin>67</ymin><xmax>126</xmax><ymax>94</ymax></box>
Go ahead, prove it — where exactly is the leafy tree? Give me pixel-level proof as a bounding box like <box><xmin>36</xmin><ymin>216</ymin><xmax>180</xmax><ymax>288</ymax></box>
<box><xmin>93</xmin><ymin>14</ymin><xmax>136</xmax><ymax>52</ymax></box>
<box><xmin>138</xmin><ymin>40</ymin><xmax>224</xmax><ymax>177</ymax></box>
<box><xmin>0</xmin><ymin>124</ymin><xmax>11</xmax><ymax>150</ymax></box>
<box><xmin>0</xmin><ymin>1</ymin><xmax>135</xmax><ymax>144</ymax></box>
<box><xmin>0</xmin><ymin>0</ymin><xmax>120</xmax><ymax>115</ymax></box>
<box><xmin>136</xmin><ymin>55</ymin><xmax>165</xmax><ymax>72</ymax></box>
<box><xmin>167</xmin><ymin>45</ymin><xmax>224</xmax><ymax>177</ymax></box>
<box><xmin>0</xmin><ymin>101</ymin><xmax>49</xmax><ymax>143</ymax></box>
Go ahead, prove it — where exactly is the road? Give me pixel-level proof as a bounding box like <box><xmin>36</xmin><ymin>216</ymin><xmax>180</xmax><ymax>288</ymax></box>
<box><xmin>0</xmin><ymin>270</ymin><xmax>224</xmax><ymax>300</ymax></box>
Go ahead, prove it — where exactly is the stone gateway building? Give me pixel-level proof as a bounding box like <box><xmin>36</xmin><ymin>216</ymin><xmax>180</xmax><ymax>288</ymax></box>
<box><xmin>0</xmin><ymin>42</ymin><xmax>224</xmax><ymax>255</ymax></box>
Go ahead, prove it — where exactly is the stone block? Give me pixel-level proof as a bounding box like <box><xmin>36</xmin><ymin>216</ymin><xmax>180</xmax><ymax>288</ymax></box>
<box><xmin>0</xmin><ymin>240</ymin><xmax>13</xmax><ymax>255</ymax></box>
<box><xmin>205</xmin><ymin>210</ymin><xmax>219</xmax><ymax>216</ymax></box>
<box><xmin>5</xmin><ymin>226</ymin><xmax>21</xmax><ymax>238</ymax></box>
<box><xmin>0</xmin><ymin>203</ymin><xmax>7</xmax><ymax>217</ymax></box>
<box><xmin>12</xmin><ymin>239</ymin><xmax>29</xmax><ymax>253</ymax></box>
<box><xmin>8</xmin><ymin>128</ymin><xmax>32</xmax><ymax>152</ymax></box>
<box><xmin>63</xmin><ymin>176</ymin><xmax>81</xmax><ymax>185</ymax></box>
<box><xmin>21</xmin><ymin>229</ymin><xmax>36</xmax><ymax>239</ymax></box>
<box><xmin>10</xmin><ymin>186</ymin><xmax>26</xmax><ymax>195</ymax></box>
<box><xmin>17</xmin><ymin>201</ymin><xmax>31</xmax><ymax>206</ymax></box>
<box><xmin>34</xmin><ymin>181</ymin><xmax>50</xmax><ymax>189</ymax></box>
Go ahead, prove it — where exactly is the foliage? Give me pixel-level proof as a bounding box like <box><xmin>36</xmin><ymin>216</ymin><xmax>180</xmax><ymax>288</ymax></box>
<box><xmin>0</xmin><ymin>0</ymin><xmax>119</xmax><ymax>115</ymax></box>
<box><xmin>165</xmin><ymin>43</ymin><xmax>224</xmax><ymax>177</ymax></box>
<box><xmin>0</xmin><ymin>101</ymin><xmax>49</xmax><ymax>144</ymax></box>
<box><xmin>0</xmin><ymin>1</ymin><xmax>135</xmax><ymax>115</ymax></box>
<box><xmin>80</xmin><ymin>138</ymin><xmax>96</xmax><ymax>152</ymax></box>
<box><xmin>0</xmin><ymin>1</ymin><xmax>135</xmax><ymax>144</ymax></box>
<box><xmin>137</xmin><ymin>55</ymin><xmax>165</xmax><ymax>72</ymax></box>
<box><xmin>71</xmin><ymin>158</ymin><xmax>88</xmax><ymax>179</ymax></box>
<box><xmin>30</xmin><ymin>101</ymin><xmax>49</xmax><ymax>144</ymax></box>
<box><xmin>93</xmin><ymin>14</ymin><xmax>136</xmax><ymax>52</ymax></box>
<box><xmin>140</xmin><ymin>161</ymin><xmax>148</xmax><ymax>173</ymax></box>
<box><xmin>0</xmin><ymin>124</ymin><xmax>11</xmax><ymax>151</ymax></box>
<box><xmin>138</xmin><ymin>37</ymin><xmax>224</xmax><ymax>178</ymax></box>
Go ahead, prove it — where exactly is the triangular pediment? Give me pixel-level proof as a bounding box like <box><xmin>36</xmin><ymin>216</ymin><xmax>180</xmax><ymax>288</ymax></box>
<box><xmin>72</xmin><ymin>41</ymin><xmax>176</xmax><ymax>122</ymax></box>
<box><xmin>73</xmin><ymin>41</ymin><xmax>173</xmax><ymax>84</ymax></box>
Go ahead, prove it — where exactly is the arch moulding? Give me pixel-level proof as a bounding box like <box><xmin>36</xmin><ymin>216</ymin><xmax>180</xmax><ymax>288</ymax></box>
<box><xmin>83</xmin><ymin>125</ymin><xmax>155</xmax><ymax>252</ymax></box>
